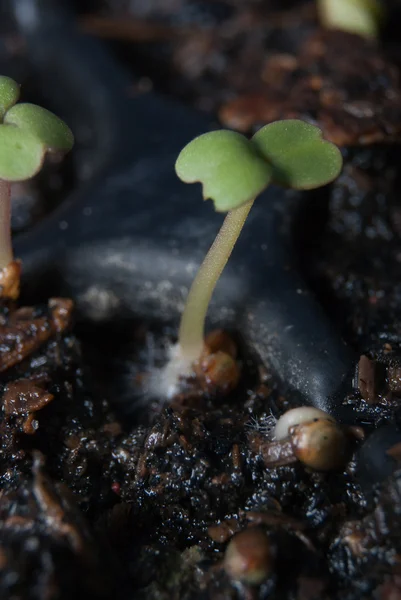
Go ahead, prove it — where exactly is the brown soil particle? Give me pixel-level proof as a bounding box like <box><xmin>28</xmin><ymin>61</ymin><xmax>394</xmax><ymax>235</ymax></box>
<box><xmin>0</xmin><ymin>260</ymin><xmax>21</xmax><ymax>301</ymax></box>
<box><xmin>357</xmin><ymin>355</ymin><xmax>377</xmax><ymax>403</ymax></box>
<box><xmin>193</xmin><ymin>330</ymin><xmax>241</xmax><ymax>396</ymax></box>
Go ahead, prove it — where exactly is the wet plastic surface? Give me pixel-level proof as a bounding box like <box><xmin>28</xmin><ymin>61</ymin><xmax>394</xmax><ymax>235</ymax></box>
<box><xmin>356</xmin><ymin>420</ymin><xmax>401</xmax><ymax>493</ymax></box>
<box><xmin>12</xmin><ymin>0</ymin><xmax>356</xmax><ymax>417</ymax></box>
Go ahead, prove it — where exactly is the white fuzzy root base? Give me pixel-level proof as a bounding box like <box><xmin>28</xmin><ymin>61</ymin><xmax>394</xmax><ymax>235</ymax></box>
<box><xmin>148</xmin><ymin>343</ymin><xmax>194</xmax><ymax>400</ymax></box>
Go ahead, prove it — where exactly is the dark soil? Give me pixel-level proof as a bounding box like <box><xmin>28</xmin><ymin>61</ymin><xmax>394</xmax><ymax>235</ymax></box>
<box><xmin>2</xmin><ymin>1</ymin><xmax>401</xmax><ymax>599</ymax></box>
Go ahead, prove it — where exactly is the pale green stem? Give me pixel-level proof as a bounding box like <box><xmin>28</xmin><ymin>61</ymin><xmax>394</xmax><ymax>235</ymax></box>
<box><xmin>0</xmin><ymin>179</ymin><xmax>12</xmax><ymax>270</ymax></box>
<box><xmin>178</xmin><ymin>198</ymin><xmax>254</xmax><ymax>363</ymax></box>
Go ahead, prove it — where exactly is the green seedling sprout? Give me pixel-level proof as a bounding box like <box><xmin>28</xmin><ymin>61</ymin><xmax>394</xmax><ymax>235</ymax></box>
<box><xmin>165</xmin><ymin>120</ymin><xmax>342</xmax><ymax>393</ymax></box>
<box><xmin>318</xmin><ymin>0</ymin><xmax>384</xmax><ymax>39</ymax></box>
<box><xmin>0</xmin><ymin>75</ymin><xmax>73</xmax><ymax>295</ymax></box>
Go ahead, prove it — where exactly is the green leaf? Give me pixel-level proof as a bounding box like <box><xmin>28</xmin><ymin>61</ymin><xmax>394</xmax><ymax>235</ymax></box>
<box><xmin>175</xmin><ymin>130</ymin><xmax>272</xmax><ymax>212</ymax></box>
<box><xmin>0</xmin><ymin>76</ymin><xmax>20</xmax><ymax>121</ymax></box>
<box><xmin>4</xmin><ymin>103</ymin><xmax>74</xmax><ymax>152</ymax></box>
<box><xmin>0</xmin><ymin>125</ymin><xmax>45</xmax><ymax>181</ymax></box>
<box><xmin>252</xmin><ymin>120</ymin><xmax>343</xmax><ymax>190</ymax></box>
<box><xmin>318</xmin><ymin>0</ymin><xmax>383</xmax><ymax>39</ymax></box>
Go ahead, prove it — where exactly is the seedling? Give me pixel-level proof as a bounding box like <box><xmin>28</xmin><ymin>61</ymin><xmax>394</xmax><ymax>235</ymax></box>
<box><xmin>163</xmin><ymin>120</ymin><xmax>342</xmax><ymax>396</ymax></box>
<box><xmin>0</xmin><ymin>75</ymin><xmax>73</xmax><ymax>298</ymax></box>
<box><xmin>318</xmin><ymin>0</ymin><xmax>384</xmax><ymax>39</ymax></box>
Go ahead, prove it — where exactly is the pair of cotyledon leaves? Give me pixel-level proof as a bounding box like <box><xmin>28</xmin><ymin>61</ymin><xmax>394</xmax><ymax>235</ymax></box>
<box><xmin>175</xmin><ymin>120</ymin><xmax>343</xmax><ymax>212</ymax></box>
<box><xmin>0</xmin><ymin>73</ymin><xmax>341</xmax><ymax>203</ymax></box>
<box><xmin>0</xmin><ymin>76</ymin><xmax>73</xmax><ymax>182</ymax></box>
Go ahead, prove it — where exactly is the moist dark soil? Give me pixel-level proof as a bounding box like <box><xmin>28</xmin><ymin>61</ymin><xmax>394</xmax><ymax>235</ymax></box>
<box><xmin>2</xmin><ymin>1</ymin><xmax>401</xmax><ymax>599</ymax></box>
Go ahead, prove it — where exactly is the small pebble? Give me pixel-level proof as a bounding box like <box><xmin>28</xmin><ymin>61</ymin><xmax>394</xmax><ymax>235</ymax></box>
<box><xmin>290</xmin><ymin>418</ymin><xmax>348</xmax><ymax>471</ymax></box>
<box><xmin>223</xmin><ymin>528</ymin><xmax>274</xmax><ymax>586</ymax></box>
<box><xmin>196</xmin><ymin>350</ymin><xmax>240</xmax><ymax>395</ymax></box>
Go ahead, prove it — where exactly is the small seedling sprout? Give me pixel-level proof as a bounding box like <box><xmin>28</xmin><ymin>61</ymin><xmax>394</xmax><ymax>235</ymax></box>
<box><xmin>170</xmin><ymin>120</ymin><xmax>342</xmax><ymax>390</ymax></box>
<box><xmin>318</xmin><ymin>0</ymin><xmax>384</xmax><ymax>38</ymax></box>
<box><xmin>0</xmin><ymin>75</ymin><xmax>73</xmax><ymax>296</ymax></box>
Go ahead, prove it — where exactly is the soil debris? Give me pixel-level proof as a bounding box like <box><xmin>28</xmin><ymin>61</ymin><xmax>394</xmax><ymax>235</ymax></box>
<box><xmin>0</xmin><ymin>298</ymin><xmax>73</xmax><ymax>372</ymax></box>
<box><xmin>220</xmin><ymin>30</ymin><xmax>401</xmax><ymax>145</ymax></box>
<box><xmin>3</xmin><ymin>378</ymin><xmax>54</xmax><ymax>434</ymax></box>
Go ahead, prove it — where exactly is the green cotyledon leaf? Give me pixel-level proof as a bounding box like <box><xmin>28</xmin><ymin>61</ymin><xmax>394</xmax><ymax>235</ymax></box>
<box><xmin>0</xmin><ymin>125</ymin><xmax>45</xmax><ymax>181</ymax></box>
<box><xmin>252</xmin><ymin>120</ymin><xmax>343</xmax><ymax>190</ymax></box>
<box><xmin>5</xmin><ymin>103</ymin><xmax>74</xmax><ymax>152</ymax></box>
<box><xmin>0</xmin><ymin>76</ymin><xmax>20</xmax><ymax>121</ymax></box>
<box><xmin>175</xmin><ymin>130</ymin><xmax>272</xmax><ymax>212</ymax></box>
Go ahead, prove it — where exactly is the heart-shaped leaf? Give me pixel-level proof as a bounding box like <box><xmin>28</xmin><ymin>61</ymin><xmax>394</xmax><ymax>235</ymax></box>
<box><xmin>0</xmin><ymin>125</ymin><xmax>45</xmax><ymax>181</ymax></box>
<box><xmin>175</xmin><ymin>130</ymin><xmax>272</xmax><ymax>212</ymax></box>
<box><xmin>5</xmin><ymin>103</ymin><xmax>74</xmax><ymax>152</ymax></box>
<box><xmin>252</xmin><ymin>120</ymin><xmax>343</xmax><ymax>190</ymax></box>
<box><xmin>0</xmin><ymin>76</ymin><xmax>20</xmax><ymax>121</ymax></box>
